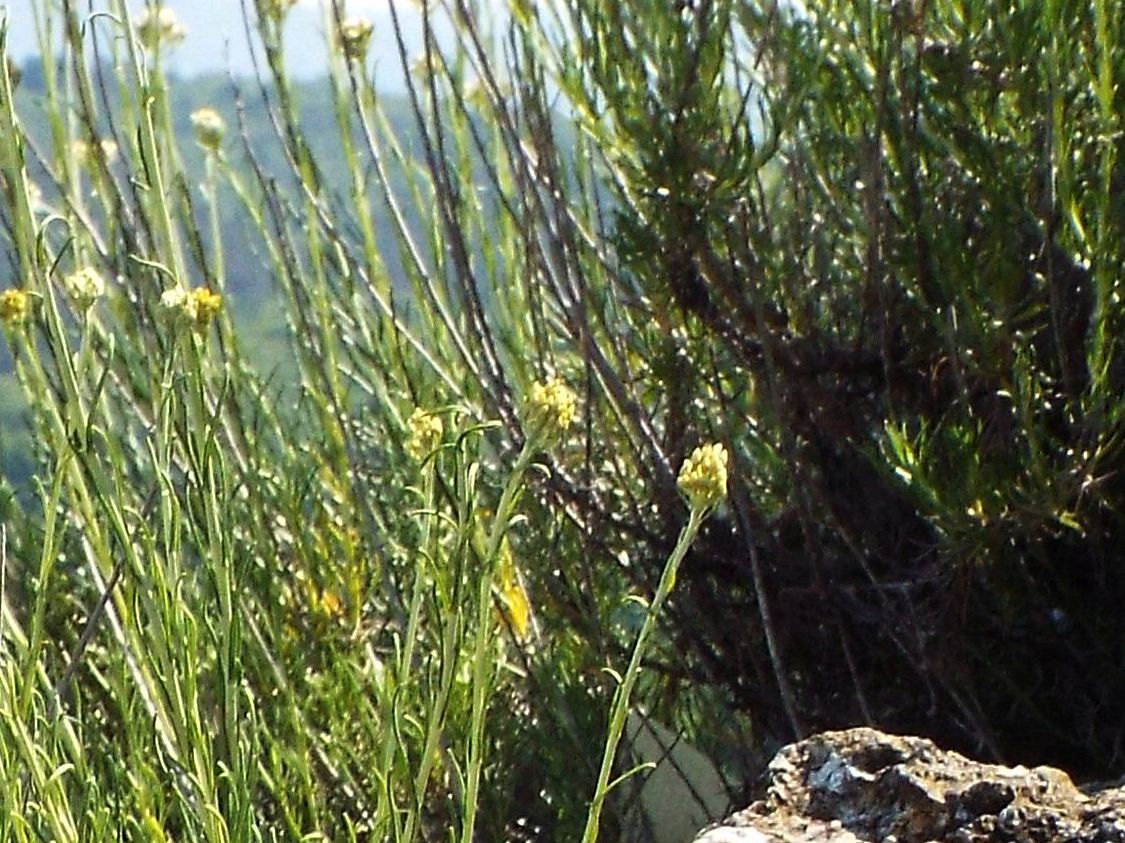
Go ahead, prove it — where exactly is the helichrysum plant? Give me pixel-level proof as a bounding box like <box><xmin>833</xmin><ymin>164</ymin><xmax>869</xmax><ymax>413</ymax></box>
<box><xmin>582</xmin><ymin>442</ymin><xmax>729</xmax><ymax>843</ymax></box>
<box><xmin>262</xmin><ymin>0</ymin><xmax>299</xmax><ymax>20</ymax></box>
<box><xmin>161</xmin><ymin>285</ymin><xmax>223</xmax><ymax>332</ymax></box>
<box><xmin>189</xmin><ymin>288</ymin><xmax>223</xmax><ymax>331</ymax></box>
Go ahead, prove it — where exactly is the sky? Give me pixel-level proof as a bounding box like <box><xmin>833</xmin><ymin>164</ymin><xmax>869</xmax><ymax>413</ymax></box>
<box><xmin>1</xmin><ymin>0</ymin><xmax>475</xmax><ymax>88</ymax></box>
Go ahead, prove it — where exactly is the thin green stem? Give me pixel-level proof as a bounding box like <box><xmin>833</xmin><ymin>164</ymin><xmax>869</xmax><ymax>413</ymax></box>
<box><xmin>459</xmin><ymin>438</ymin><xmax>536</xmax><ymax>843</ymax></box>
<box><xmin>580</xmin><ymin>506</ymin><xmax>706</xmax><ymax>843</ymax></box>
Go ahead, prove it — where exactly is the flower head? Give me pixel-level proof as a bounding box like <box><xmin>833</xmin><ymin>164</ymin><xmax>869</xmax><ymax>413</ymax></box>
<box><xmin>526</xmin><ymin>377</ymin><xmax>577</xmax><ymax>444</ymax></box>
<box><xmin>0</xmin><ymin>289</ymin><xmax>31</xmax><ymax>328</ymax></box>
<box><xmin>63</xmin><ymin>267</ymin><xmax>106</xmax><ymax>309</ymax></box>
<box><xmin>161</xmin><ymin>285</ymin><xmax>223</xmax><ymax>332</ymax></box>
<box><xmin>190</xmin><ymin>108</ymin><xmax>225</xmax><ymax>151</ymax></box>
<box><xmin>677</xmin><ymin>443</ymin><xmax>729</xmax><ymax>512</ymax></box>
<box><xmin>406</xmin><ymin>408</ymin><xmax>444</xmax><ymax>462</ymax></box>
<box><xmin>339</xmin><ymin>17</ymin><xmax>374</xmax><ymax>61</ymax></box>
<box><xmin>190</xmin><ymin>288</ymin><xmax>223</xmax><ymax>331</ymax></box>
<box><xmin>137</xmin><ymin>5</ymin><xmax>186</xmax><ymax>51</ymax></box>
<box><xmin>313</xmin><ymin>586</ymin><xmax>344</xmax><ymax>621</ymax></box>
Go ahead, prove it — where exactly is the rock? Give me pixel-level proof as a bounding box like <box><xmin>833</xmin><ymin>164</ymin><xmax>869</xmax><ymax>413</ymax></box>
<box><xmin>692</xmin><ymin>727</ymin><xmax>1125</xmax><ymax>843</ymax></box>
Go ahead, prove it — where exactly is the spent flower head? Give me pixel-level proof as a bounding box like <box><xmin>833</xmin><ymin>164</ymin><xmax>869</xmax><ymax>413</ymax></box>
<box><xmin>137</xmin><ymin>5</ymin><xmax>186</xmax><ymax>50</ymax></box>
<box><xmin>406</xmin><ymin>408</ymin><xmax>444</xmax><ymax>462</ymax></box>
<box><xmin>526</xmin><ymin>378</ymin><xmax>577</xmax><ymax>444</ymax></box>
<box><xmin>0</xmin><ymin>289</ymin><xmax>31</xmax><ymax>328</ymax></box>
<box><xmin>262</xmin><ymin>0</ymin><xmax>300</xmax><ymax>20</ymax></box>
<box><xmin>339</xmin><ymin>17</ymin><xmax>374</xmax><ymax>61</ymax></box>
<box><xmin>160</xmin><ymin>286</ymin><xmax>192</xmax><ymax>317</ymax></box>
<box><xmin>677</xmin><ymin>443</ymin><xmax>729</xmax><ymax>512</ymax></box>
<box><xmin>63</xmin><ymin>267</ymin><xmax>106</xmax><ymax>310</ymax></box>
<box><xmin>190</xmin><ymin>108</ymin><xmax>225</xmax><ymax>151</ymax></box>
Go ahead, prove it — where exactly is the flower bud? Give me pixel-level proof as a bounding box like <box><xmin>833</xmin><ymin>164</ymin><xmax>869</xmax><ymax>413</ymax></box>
<box><xmin>63</xmin><ymin>267</ymin><xmax>106</xmax><ymax>310</ymax></box>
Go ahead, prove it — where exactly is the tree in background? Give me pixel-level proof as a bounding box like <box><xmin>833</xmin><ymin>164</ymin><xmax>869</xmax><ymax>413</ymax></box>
<box><xmin>552</xmin><ymin>0</ymin><xmax>1125</xmax><ymax>777</ymax></box>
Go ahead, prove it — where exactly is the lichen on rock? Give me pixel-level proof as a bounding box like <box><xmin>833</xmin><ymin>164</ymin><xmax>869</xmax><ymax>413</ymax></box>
<box><xmin>692</xmin><ymin>728</ymin><xmax>1125</xmax><ymax>843</ymax></box>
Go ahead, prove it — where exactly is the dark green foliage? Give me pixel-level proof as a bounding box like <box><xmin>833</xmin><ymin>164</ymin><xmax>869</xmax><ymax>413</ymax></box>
<box><xmin>556</xmin><ymin>0</ymin><xmax>1124</xmax><ymax>776</ymax></box>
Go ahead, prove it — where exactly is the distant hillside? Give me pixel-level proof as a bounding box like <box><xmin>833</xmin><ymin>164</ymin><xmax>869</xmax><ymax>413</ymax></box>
<box><xmin>1</xmin><ymin>58</ymin><xmax>425</xmax><ymax>492</ymax></box>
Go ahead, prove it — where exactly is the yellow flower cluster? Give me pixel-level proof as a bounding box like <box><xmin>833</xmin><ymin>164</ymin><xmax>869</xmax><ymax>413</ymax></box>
<box><xmin>0</xmin><ymin>289</ymin><xmax>30</xmax><ymax>327</ymax></box>
<box><xmin>527</xmin><ymin>377</ymin><xmax>577</xmax><ymax>443</ymax></box>
<box><xmin>677</xmin><ymin>443</ymin><xmax>729</xmax><ymax>512</ymax></box>
<box><xmin>312</xmin><ymin>586</ymin><xmax>344</xmax><ymax>621</ymax></box>
<box><xmin>63</xmin><ymin>267</ymin><xmax>106</xmax><ymax>309</ymax></box>
<box><xmin>136</xmin><ymin>5</ymin><xmax>186</xmax><ymax>51</ymax></box>
<box><xmin>190</xmin><ymin>108</ymin><xmax>225</xmax><ymax>151</ymax></box>
<box><xmin>405</xmin><ymin>408</ymin><xmax>444</xmax><ymax>462</ymax></box>
<box><xmin>340</xmin><ymin>17</ymin><xmax>374</xmax><ymax>61</ymax></box>
<box><xmin>161</xmin><ymin>286</ymin><xmax>223</xmax><ymax>332</ymax></box>
<box><xmin>191</xmin><ymin>288</ymin><xmax>223</xmax><ymax>329</ymax></box>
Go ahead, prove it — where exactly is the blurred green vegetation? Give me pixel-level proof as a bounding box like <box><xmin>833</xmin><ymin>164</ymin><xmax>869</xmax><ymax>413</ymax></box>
<box><xmin>0</xmin><ymin>62</ymin><xmax>416</xmax><ymax>492</ymax></box>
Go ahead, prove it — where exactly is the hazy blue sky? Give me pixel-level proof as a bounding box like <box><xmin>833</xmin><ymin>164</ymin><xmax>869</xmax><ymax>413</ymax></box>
<box><xmin>1</xmin><ymin>1</ymin><xmax>461</xmax><ymax>87</ymax></box>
